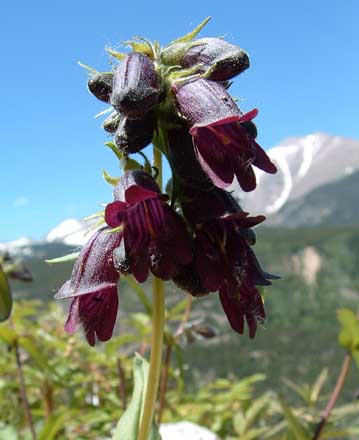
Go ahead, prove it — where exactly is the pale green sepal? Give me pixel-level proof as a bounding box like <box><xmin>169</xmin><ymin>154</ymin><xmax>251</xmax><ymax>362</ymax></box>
<box><xmin>106</xmin><ymin>48</ymin><xmax>127</xmax><ymax>61</ymax></box>
<box><xmin>105</xmin><ymin>142</ymin><xmax>124</xmax><ymax>161</ymax></box>
<box><xmin>103</xmin><ymin>170</ymin><xmax>120</xmax><ymax>186</ymax></box>
<box><xmin>125</xmin><ymin>37</ymin><xmax>154</xmax><ymax>59</ymax></box>
<box><xmin>124</xmin><ymin>157</ymin><xmax>142</xmax><ymax>171</ymax></box>
<box><xmin>112</xmin><ymin>354</ymin><xmax>161</xmax><ymax>440</ymax></box>
<box><xmin>104</xmin><ymin>225</ymin><xmax>124</xmax><ymax>234</ymax></box>
<box><xmin>172</xmin><ymin>16</ymin><xmax>211</xmax><ymax>44</ymax></box>
<box><xmin>0</xmin><ymin>264</ymin><xmax>12</xmax><ymax>322</ymax></box>
<box><xmin>77</xmin><ymin>61</ymin><xmax>98</xmax><ymax>74</ymax></box>
<box><xmin>45</xmin><ymin>252</ymin><xmax>80</xmax><ymax>265</ymax></box>
<box><xmin>83</xmin><ymin>211</ymin><xmax>104</xmax><ymax>221</ymax></box>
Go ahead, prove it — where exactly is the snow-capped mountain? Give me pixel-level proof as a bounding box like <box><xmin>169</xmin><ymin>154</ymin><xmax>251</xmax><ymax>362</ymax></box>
<box><xmin>235</xmin><ymin>133</ymin><xmax>359</xmax><ymax>217</ymax></box>
<box><xmin>0</xmin><ymin>218</ymin><xmax>97</xmax><ymax>258</ymax></box>
<box><xmin>1</xmin><ymin>132</ymin><xmax>358</xmax><ymax>257</ymax></box>
<box><xmin>46</xmin><ymin>218</ymin><xmax>94</xmax><ymax>246</ymax></box>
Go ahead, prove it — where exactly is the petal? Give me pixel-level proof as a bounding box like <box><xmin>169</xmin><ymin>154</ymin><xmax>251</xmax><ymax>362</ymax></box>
<box><xmin>234</xmin><ymin>164</ymin><xmax>257</xmax><ymax>192</ymax></box>
<box><xmin>252</xmin><ymin>142</ymin><xmax>277</xmax><ymax>174</ymax></box>
<box><xmin>219</xmin><ymin>291</ymin><xmax>244</xmax><ymax>334</ymax></box>
<box><xmin>55</xmin><ymin>228</ymin><xmax>122</xmax><ymax>299</ymax></box>
<box><xmin>64</xmin><ymin>297</ymin><xmax>81</xmax><ymax>334</ymax></box>
<box><xmin>125</xmin><ymin>185</ymin><xmax>159</xmax><ymax>204</ymax></box>
<box><xmin>238</xmin><ymin>108</ymin><xmax>259</xmax><ymax>123</ymax></box>
<box><xmin>196</xmin><ymin>253</ymin><xmax>224</xmax><ymax>292</ymax></box>
<box><xmin>105</xmin><ymin>201</ymin><xmax>127</xmax><ymax>228</ymax></box>
<box><xmin>194</xmin><ymin>141</ymin><xmax>234</xmax><ymax>188</ymax></box>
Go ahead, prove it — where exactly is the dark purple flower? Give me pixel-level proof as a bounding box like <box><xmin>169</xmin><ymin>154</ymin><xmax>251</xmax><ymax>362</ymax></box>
<box><xmin>194</xmin><ymin>212</ymin><xmax>275</xmax><ymax>338</ymax></box>
<box><xmin>56</xmin><ymin>228</ymin><xmax>122</xmax><ymax>346</ymax></box>
<box><xmin>88</xmin><ymin>73</ymin><xmax>113</xmax><ymax>103</ymax></box>
<box><xmin>114</xmin><ymin>111</ymin><xmax>155</xmax><ymax>154</ymax></box>
<box><xmin>110</xmin><ymin>53</ymin><xmax>162</xmax><ymax>119</ymax></box>
<box><xmin>182</xmin><ymin>38</ymin><xmax>250</xmax><ymax>81</ymax></box>
<box><xmin>173</xmin><ymin>79</ymin><xmax>277</xmax><ymax>190</ymax></box>
<box><xmin>64</xmin><ymin>289</ymin><xmax>119</xmax><ymax>347</ymax></box>
<box><xmin>105</xmin><ymin>171</ymin><xmax>193</xmax><ymax>283</ymax></box>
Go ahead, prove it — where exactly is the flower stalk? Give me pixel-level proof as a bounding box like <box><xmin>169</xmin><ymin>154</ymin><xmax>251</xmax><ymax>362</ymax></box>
<box><xmin>138</xmin><ymin>141</ymin><xmax>165</xmax><ymax>440</ymax></box>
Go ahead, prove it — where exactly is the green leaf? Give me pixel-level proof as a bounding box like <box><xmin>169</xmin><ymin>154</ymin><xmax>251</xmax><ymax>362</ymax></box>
<box><xmin>38</xmin><ymin>409</ymin><xmax>72</xmax><ymax>440</ymax></box>
<box><xmin>0</xmin><ymin>264</ymin><xmax>12</xmax><ymax>322</ymax></box>
<box><xmin>18</xmin><ymin>337</ymin><xmax>53</xmax><ymax>373</ymax></box>
<box><xmin>103</xmin><ymin>169</ymin><xmax>120</xmax><ymax>186</ymax></box>
<box><xmin>172</xmin><ymin>17</ymin><xmax>211</xmax><ymax>44</ymax></box>
<box><xmin>45</xmin><ymin>252</ymin><xmax>79</xmax><ymax>265</ymax></box>
<box><xmin>112</xmin><ymin>354</ymin><xmax>161</xmax><ymax>440</ymax></box>
<box><xmin>278</xmin><ymin>398</ymin><xmax>309</xmax><ymax>440</ymax></box>
<box><xmin>0</xmin><ymin>325</ymin><xmax>17</xmax><ymax>344</ymax></box>
<box><xmin>337</xmin><ymin>308</ymin><xmax>359</xmax><ymax>351</ymax></box>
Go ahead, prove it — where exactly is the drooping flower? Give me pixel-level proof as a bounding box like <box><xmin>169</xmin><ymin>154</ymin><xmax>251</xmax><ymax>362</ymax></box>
<box><xmin>110</xmin><ymin>53</ymin><xmax>162</xmax><ymax>119</ymax></box>
<box><xmin>56</xmin><ymin>227</ymin><xmax>122</xmax><ymax>346</ymax></box>
<box><xmin>173</xmin><ymin>78</ymin><xmax>277</xmax><ymax>190</ymax></box>
<box><xmin>193</xmin><ymin>211</ymin><xmax>277</xmax><ymax>337</ymax></box>
<box><xmin>105</xmin><ymin>170</ymin><xmax>193</xmax><ymax>283</ymax></box>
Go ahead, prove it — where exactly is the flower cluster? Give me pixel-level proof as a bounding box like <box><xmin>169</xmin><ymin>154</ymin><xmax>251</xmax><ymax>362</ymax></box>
<box><xmin>58</xmin><ymin>22</ymin><xmax>278</xmax><ymax>344</ymax></box>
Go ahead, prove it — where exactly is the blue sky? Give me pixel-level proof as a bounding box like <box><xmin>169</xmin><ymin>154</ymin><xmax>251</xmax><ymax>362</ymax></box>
<box><xmin>1</xmin><ymin>0</ymin><xmax>358</xmax><ymax>241</ymax></box>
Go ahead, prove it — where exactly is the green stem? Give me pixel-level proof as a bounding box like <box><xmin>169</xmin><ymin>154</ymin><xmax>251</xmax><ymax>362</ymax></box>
<box><xmin>138</xmin><ymin>142</ymin><xmax>165</xmax><ymax>440</ymax></box>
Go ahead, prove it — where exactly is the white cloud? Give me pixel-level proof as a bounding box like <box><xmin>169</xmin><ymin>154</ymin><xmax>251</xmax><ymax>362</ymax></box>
<box><xmin>13</xmin><ymin>196</ymin><xmax>30</xmax><ymax>208</ymax></box>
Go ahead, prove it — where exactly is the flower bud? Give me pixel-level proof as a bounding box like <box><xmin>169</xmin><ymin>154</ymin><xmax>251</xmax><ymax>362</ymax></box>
<box><xmin>111</xmin><ymin>53</ymin><xmax>162</xmax><ymax>119</ymax></box>
<box><xmin>87</xmin><ymin>73</ymin><xmax>113</xmax><ymax>103</ymax></box>
<box><xmin>182</xmin><ymin>38</ymin><xmax>250</xmax><ymax>81</ymax></box>
<box><xmin>173</xmin><ymin>78</ymin><xmax>241</xmax><ymax>126</ymax></box>
<box><xmin>114</xmin><ymin>112</ymin><xmax>155</xmax><ymax>154</ymax></box>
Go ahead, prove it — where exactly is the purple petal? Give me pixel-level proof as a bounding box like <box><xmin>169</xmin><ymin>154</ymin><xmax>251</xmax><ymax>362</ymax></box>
<box><xmin>125</xmin><ymin>185</ymin><xmax>160</xmax><ymax>204</ymax></box>
<box><xmin>252</xmin><ymin>142</ymin><xmax>277</xmax><ymax>174</ymax></box>
<box><xmin>219</xmin><ymin>291</ymin><xmax>245</xmax><ymax>334</ymax></box>
<box><xmin>105</xmin><ymin>201</ymin><xmax>127</xmax><ymax>228</ymax></box>
<box><xmin>55</xmin><ymin>228</ymin><xmax>122</xmax><ymax>300</ymax></box>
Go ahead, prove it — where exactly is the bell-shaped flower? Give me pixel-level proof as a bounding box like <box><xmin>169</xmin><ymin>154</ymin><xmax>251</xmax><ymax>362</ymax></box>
<box><xmin>111</xmin><ymin>53</ymin><xmax>162</xmax><ymax>119</ymax></box>
<box><xmin>56</xmin><ymin>227</ymin><xmax>122</xmax><ymax>345</ymax></box>
<box><xmin>194</xmin><ymin>212</ymin><xmax>276</xmax><ymax>337</ymax></box>
<box><xmin>105</xmin><ymin>170</ymin><xmax>193</xmax><ymax>283</ymax></box>
<box><xmin>173</xmin><ymin>78</ymin><xmax>277</xmax><ymax>191</ymax></box>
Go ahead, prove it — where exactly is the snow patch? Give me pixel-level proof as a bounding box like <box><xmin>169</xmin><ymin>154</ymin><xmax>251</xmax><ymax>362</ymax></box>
<box><xmin>46</xmin><ymin>218</ymin><xmax>95</xmax><ymax>247</ymax></box>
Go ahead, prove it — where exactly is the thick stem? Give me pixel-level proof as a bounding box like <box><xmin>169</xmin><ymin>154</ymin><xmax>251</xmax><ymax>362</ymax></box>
<box><xmin>157</xmin><ymin>294</ymin><xmax>193</xmax><ymax>424</ymax></box>
<box><xmin>138</xmin><ymin>142</ymin><xmax>165</xmax><ymax>440</ymax></box>
<box><xmin>312</xmin><ymin>353</ymin><xmax>352</xmax><ymax>440</ymax></box>
<box><xmin>138</xmin><ymin>276</ymin><xmax>165</xmax><ymax>440</ymax></box>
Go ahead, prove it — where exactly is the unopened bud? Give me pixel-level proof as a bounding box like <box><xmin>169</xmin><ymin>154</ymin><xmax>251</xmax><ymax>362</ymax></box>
<box><xmin>114</xmin><ymin>112</ymin><xmax>155</xmax><ymax>154</ymax></box>
<box><xmin>182</xmin><ymin>38</ymin><xmax>250</xmax><ymax>81</ymax></box>
<box><xmin>88</xmin><ymin>73</ymin><xmax>113</xmax><ymax>103</ymax></box>
<box><xmin>111</xmin><ymin>53</ymin><xmax>162</xmax><ymax>119</ymax></box>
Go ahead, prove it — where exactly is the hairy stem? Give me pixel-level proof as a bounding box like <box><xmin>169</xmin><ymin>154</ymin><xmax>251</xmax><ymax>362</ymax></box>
<box><xmin>138</xmin><ymin>143</ymin><xmax>165</xmax><ymax>440</ymax></box>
